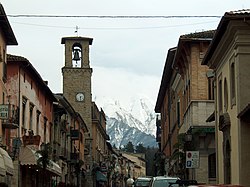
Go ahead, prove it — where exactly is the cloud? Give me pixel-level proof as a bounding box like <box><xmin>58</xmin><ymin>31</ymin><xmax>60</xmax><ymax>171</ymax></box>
<box><xmin>92</xmin><ymin>66</ymin><xmax>160</xmax><ymax>108</ymax></box>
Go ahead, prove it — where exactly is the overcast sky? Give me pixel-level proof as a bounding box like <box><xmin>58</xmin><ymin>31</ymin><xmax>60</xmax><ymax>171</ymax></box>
<box><xmin>1</xmin><ymin>0</ymin><xmax>249</xmax><ymax>109</ymax></box>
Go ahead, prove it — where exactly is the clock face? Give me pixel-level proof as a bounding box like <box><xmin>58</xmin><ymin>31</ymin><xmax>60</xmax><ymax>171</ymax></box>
<box><xmin>76</xmin><ymin>92</ymin><xmax>84</xmax><ymax>102</ymax></box>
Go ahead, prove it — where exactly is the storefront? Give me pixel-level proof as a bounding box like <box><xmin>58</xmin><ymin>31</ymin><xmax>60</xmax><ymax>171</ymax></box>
<box><xmin>19</xmin><ymin>146</ymin><xmax>62</xmax><ymax>187</ymax></box>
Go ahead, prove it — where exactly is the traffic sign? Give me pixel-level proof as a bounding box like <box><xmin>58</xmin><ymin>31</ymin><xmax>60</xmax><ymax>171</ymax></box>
<box><xmin>186</xmin><ymin>151</ymin><xmax>199</xmax><ymax>168</ymax></box>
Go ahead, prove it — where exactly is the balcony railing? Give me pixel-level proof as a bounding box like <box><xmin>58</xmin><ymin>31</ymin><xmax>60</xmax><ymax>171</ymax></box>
<box><xmin>1</xmin><ymin>104</ymin><xmax>19</xmax><ymax>129</ymax></box>
<box><xmin>22</xmin><ymin>135</ymin><xmax>41</xmax><ymax>146</ymax></box>
<box><xmin>70</xmin><ymin>129</ymin><xmax>79</xmax><ymax>140</ymax></box>
<box><xmin>59</xmin><ymin>147</ymin><xmax>69</xmax><ymax>160</ymax></box>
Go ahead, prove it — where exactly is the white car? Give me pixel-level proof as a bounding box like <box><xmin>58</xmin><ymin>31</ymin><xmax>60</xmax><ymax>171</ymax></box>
<box><xmin>149</xmin><ymin>176</ymin><xmax>180</xmax><ymax>187</ymax></box>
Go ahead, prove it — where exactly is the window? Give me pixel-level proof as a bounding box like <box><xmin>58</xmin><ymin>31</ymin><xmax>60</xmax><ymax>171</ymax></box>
<box><xmin>2</xmin><ymin>49</ymin><xmax>6</xmax><ymax>83</ymax></box>
<box><xmin>230</xmin><ymin>62</ymin><xmax>236</xmax><ymax>106</ymax></box>
<box><xmin>176</xmin><ymin>99</ymin><xmax>180</xmax><ymax>127</ymax></box>
<box><xmin>224</xmin><ymin>78</ymin><xmax>228</xmax><ymax>111</ymax></box>
<box><xmin>44</xmin><ymin>117</ymin><xmax>47</xmax><ymax>142</ymax></box>
<box><xmin>2</xmin><ymin>92</ymin><xmax>4</xmax><ymax>104</ymax></box>
<box><xmin>218</xmin><ymin>77</ymin><xmax>223</xmax><ymax>114</ymax></box>
<box><xmin>22</xmin><ymin>98</ymin><xmax>27</xmax><ymax>129</ymax></box>
<box><xmin>36</xmin><ymin>110</ymin><xmax>41</xmax><ymax>135</ymax></box>
<box><xmin>207</xmin><ymin>70</ymin><xmax>214</xmax><ymax>100</ymax></box>
<box><xmin>72</xmin><ymin>44</ymin><xmax>82</xmax><ymax>68</ymax></box>
<box><xmin>29</xmin><ymin>104</ymin><xmax>34</xmax><ymax>130</ymax></box>
<box><xmin>208</xmin><ymin>153</ymin><xmax>216</xmax><ymax>178</ymax></box>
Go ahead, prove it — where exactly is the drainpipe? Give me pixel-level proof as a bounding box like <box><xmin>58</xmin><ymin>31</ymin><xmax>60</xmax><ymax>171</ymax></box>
<box><xmin>18</xmin><ymin>64</ymin><xmax>21</xmax><ymax>187</ymax></box>
<box><xmin>168</xmin><ymin>88</ymin><xmax>172</xmax><ymax>175</ymax></box>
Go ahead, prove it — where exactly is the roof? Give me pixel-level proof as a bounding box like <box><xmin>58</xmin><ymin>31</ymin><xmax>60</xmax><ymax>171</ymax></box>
<box><xmin>180</xmin><ymin>30</ymin><xmax>216</xmax><ymax>39</ymax></box>
<box><xmin>202</xmin><ymin>9</ymin><xmax>250</xmax><ymax>65</ymax></box>
<box><xmin>155</xmin><ymin>47</ymin><xmax>176</xmax><ymax>112</ymax></box>
<box><xmin>7</xmin><ymin>54</ymin><xmax>56</xmax><ymax>102</ymax></box>
<box><xmin>173</xmin><ymin>30</ymin><xmax>215</xmax><ymax>70</ymax></box>
<box><xmin>0</xmin><ymin>4</ymin><xmax>18</xmax><ymax>45</ymax></box>
<box><xmin>61</xmin><ymin>36</ymin><xmax>93</xmax><ymax>45</ymax></box>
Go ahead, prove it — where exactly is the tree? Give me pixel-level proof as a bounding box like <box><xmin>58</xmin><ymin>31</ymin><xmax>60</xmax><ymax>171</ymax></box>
<box><xmin>135</xmin><ymin>143</ymin><xmax>146</xmax><ymax>153</ymax></box>
<box><xmin>36</xmin><ymin>143</ymin><xmax>52</xmax><ymax>187</ymax></box>
<box><xmin>125</xmin><ymin>141</ymin><xmax>134</xmax><ymax>153</ymax></box>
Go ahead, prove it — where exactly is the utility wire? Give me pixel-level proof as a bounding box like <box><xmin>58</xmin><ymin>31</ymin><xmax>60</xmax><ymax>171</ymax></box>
<box><xmin>7</xmin><ymin>15</ymin><xmax>222</xmax><ymax>19</ymax></box>
<box><xmin>12</xmin><ymin>20</ymin><xmax>218</xmax><ymax>30</ymax></box>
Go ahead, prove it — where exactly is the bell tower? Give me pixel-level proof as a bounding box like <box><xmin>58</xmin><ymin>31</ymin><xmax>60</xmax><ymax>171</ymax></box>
<box><xmin>61</xmin><ymin>36</ymin><xmax>93</xmax><ymax>136</ymax></box>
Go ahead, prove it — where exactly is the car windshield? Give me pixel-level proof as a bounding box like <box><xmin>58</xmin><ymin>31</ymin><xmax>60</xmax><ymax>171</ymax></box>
<box><xmin>153</xmin><ymin>179</ymin><xmax>179</xmax><ymax>187</ymax></box>
<box><xmin>134</xmin><ymin>180</ymin><xmax>150</xmax><ymax>187</ymax></box>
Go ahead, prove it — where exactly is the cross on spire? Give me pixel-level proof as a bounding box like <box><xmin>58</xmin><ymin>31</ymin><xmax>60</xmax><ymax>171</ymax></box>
<box><xmin>75</xmin><ymin>26</ymin><xmax>79</xmax><ymax>36</ymax></box>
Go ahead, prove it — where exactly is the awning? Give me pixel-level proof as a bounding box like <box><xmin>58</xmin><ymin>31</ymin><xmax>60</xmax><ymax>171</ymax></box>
<box><xmin>0</xmin><ymin>147</ymin><xmax>14</xmax><ymax>175</ymax></box>
<box><xmin>47</xmin><ymin>160</ymin><xmax>62</xmax><ymax>176</ymax></box>
<box><xmin>0</xmin><ymin>153</ymin><xmax>6</xmax><ymax>176</ymax></box>
<box><xmin>19</xmin><ymin>146</ymin><xmax>62</xmax><ymax>176</ymax></box>
<box><xmin>96</xmin><ymin>170</ymin><xmax>107</xmax><ymax>182</ymax></box>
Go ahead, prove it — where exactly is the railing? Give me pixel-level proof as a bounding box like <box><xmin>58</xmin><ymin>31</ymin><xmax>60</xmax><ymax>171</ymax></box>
<box><xmin>70</xmin><ymin>129</ymin><xmax>79</xmax><ymax>140</ymax></box>
<box><xmin>1</xmin><ymin>104</ymin><xmax>19</xmax><ymax>129</ymax></box>
<box><xmin>22</xmin><ymin>135</ymin><xmax>41</xmax><ymax>146</ymax></box>
<box><xmin>59</xmin><ymin>147</ymin><xmax>69</xmax><ymax>160</ymax></box>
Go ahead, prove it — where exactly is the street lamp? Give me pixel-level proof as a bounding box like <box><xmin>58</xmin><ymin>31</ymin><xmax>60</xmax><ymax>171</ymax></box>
<box><xmin>185</xmin><ymin>133</ymin><xmax>192</xmax><ymax>142</ymax></box>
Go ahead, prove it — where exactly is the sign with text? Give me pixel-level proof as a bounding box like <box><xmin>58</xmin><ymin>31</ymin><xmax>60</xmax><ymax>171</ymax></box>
<box><xmin>0</xmin><ymin>105</ymin><xmax>8</xmax><ymax>119</ymax></box>
<box><xmin>186</xmin><ymin>151</ymin><xmax>199</xmax><ymax>168</ymax></box>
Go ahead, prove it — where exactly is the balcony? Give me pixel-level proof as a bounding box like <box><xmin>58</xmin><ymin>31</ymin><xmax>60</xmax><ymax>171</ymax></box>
<box><xmin>59</xmin><ymin>147</ymin><xmax>69</xmax><ymax>160</ymax></box>
<box><xmin>70</xmin><ymin>152</ymin><xmax>83</xmax><ymax>164</ymax></box>
<box><xmin>1</xmin><ymin>104</ymin><xmax>19</xmax><ymax>129</ymax></box>
<box><xmin>180</xmin><ymin>100</ymin><xmax>215</xmax><ymax>134</ymax></box>
<box><xmin>70</xmin><ymin>129</ymin><xmax>79</xmax><ymax>140</ymax></box>
<box><xmin>22</xmin><ymin>135</ymin><xmax>41</xmax><ymax>146</ymax></box>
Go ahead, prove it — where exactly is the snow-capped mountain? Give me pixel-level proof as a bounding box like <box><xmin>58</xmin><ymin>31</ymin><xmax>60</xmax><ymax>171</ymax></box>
<box><xmin>94</xmin><ymin>95</ymin><xmax>157</xmax><ymax>148</ymax></box>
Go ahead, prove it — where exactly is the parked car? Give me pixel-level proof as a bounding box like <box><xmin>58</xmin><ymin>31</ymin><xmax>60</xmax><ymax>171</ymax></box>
<box><xmin>149</xmin><ymin>176</ymin><xmax>180</xmax><ymax>187</ymax></box>
<box><xmin>134</xmin><ymin>177</ymin><xmax>152</xmax><ymax>187</ymax></box>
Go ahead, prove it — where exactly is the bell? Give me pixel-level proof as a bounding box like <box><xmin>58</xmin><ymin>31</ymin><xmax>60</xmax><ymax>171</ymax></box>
<box><xmin>72</xmin><ymin>49</ymin><xmax>81</xmax><ymax>61</ymax></box>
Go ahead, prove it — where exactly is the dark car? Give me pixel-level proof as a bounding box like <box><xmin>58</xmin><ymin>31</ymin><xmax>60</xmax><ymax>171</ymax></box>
<box><xmin>134</xmin><ymin>177</ymin><xmax>152</xmax><ymax>187</ymax></box>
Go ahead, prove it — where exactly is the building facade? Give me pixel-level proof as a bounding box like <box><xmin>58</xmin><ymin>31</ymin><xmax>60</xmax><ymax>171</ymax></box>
<box><xmin>0</xmin><ymin>4</ymin><xmax>18</xmax><ymax>186</ymax></box>
<box><xmin>155</xmin><ymin>31</ymin><xmax>217</xmax><ymax>184</ymax></box>
<box><xmin>6</xmin><ymin>54</ymin><xmax>61</xmax><ymax>187</ymax></box>
<box><xmin>202</xmin><ymin>10</ymin><xmax>250</xmax><ymax>186</ymax></box>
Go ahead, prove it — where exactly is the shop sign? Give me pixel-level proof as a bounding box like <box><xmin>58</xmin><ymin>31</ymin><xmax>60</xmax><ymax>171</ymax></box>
<box><xmin>0</xmin><ymin>105</ymin><xmax>8</xmax><ymax>119</ymax></box>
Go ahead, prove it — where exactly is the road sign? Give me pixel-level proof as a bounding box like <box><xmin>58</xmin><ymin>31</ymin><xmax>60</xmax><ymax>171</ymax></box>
<box><xmin>186</xmin><ymin>151</ymin><xmax>199</xmax><ymax>168</ymax></box>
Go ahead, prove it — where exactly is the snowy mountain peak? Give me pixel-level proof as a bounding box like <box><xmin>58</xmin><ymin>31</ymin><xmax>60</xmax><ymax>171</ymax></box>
<box><xmin>94</xmin><ymin>95</ymin><xmax>157</xmax><ymax>147</ymax></box>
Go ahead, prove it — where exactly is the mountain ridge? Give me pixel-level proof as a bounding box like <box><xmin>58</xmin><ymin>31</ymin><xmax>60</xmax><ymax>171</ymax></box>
<box><xmin>94</xmin><ymin>95</ymin><xmax>157</xmax><ymax>148</ymax></box>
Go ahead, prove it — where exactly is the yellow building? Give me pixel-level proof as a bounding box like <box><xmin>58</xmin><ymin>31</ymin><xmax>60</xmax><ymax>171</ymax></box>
<box><xmin>202</xmin><ymin>10</ymin><xmax>250</xmax><ymax>186</ymax></box>
<box><xmin>122</xmin><ymin>152</ymin><xmax>146</xmax><ymax>178</ymax></box>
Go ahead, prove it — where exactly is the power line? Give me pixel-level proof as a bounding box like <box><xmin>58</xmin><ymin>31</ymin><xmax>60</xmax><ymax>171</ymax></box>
<box><xmin>7</xmin><ymin>15</ymin><xmax>222</xmax><ymax>19</ymax></box>
<box><xmin>12</xmin><ymin>20</ymin><xmax>218</xmax><ymax>30</ymax></box>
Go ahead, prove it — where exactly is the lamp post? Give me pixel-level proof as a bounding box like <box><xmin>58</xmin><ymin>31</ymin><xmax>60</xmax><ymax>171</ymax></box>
<box><xmin>184</xmin><ymin>132</ymin><xmax>193</xmax><ymax>180</ymax></box>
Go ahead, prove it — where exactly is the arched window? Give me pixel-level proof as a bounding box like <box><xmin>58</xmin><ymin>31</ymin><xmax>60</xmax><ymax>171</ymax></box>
<box><xmin>72</xmin><ymin>43</ymin><xmax>82</xmax><ymax>67</ymax></box>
